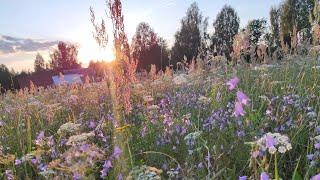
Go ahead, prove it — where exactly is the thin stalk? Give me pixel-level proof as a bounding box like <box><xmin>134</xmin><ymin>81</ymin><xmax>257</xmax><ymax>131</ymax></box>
<box><xmin>274</xmin><ymin>153</ymin><xmax>279</xmax><ymax>180</ymax></box>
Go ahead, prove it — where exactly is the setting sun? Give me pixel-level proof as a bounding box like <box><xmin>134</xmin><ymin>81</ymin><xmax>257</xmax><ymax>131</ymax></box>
<box><xmin>77</xmin><ymin>34</ymin><xmax>115</xmax><ymax>65</ymax></box>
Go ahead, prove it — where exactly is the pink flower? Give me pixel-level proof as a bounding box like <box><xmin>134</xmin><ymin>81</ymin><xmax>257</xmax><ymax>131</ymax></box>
<box><xmin>226</xmin><ymin>77</ymin><xmax>240</xmax><ymax>90</ymax></box>
<box><xmin>237</xmin><ymin>91</ymin><xmax>250</xmax><ymax>106</ymax></box>
<box><xmin>234</xmin><ymin>101</ymin><xmax>245</xmax><ymax>117</ymax></box>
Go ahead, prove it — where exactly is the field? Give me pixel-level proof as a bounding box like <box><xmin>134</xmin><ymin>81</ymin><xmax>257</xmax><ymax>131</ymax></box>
<box><xmin>1</xmin><ymin>56</ymin><xmax>320</xmax><ymax>179</ymax></box>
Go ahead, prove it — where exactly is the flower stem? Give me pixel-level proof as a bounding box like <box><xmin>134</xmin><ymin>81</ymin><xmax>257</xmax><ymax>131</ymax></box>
<box><xmin>274</xmin><ymin>153</ymin><xmax>279</xmax><ymax>180</ymax></box>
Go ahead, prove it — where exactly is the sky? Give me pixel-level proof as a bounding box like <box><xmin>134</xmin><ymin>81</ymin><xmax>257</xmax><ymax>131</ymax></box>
<box><xmin>0</xmin><ymin>0</ymin><xmax>282</xmax><ymax>72</ymax></box>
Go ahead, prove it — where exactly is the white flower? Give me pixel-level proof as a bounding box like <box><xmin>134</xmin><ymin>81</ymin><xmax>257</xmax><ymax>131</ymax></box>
<box><xmin>57</xmin><ymin>122</ymin><xmax>81</xmax><ymax>135</ymax></box>
<box><xmin>143</xmin><ymin>95</ymin><xmax>154</xmax><ymax>102</ymax></box>
<box><xmin>268</xmin><ymin>146</ymin><xmax>277</xmax><ymax>154</ymax></box>
<box><xmin>278</xmin><ymin>146</ymin><xmax>287</xmax><ymax>154</ymax></box>
<box><xmin>197</xmin><ymin>96</ymin><xmax>211</xmax><ymax>105</ymax></box>
<box><xmin>148</xmin><ymin>105</ymin><xmax>159</xmax><ymax>110</ymax></box>
<box><xmin>286</xmin><ymin>143</ymin><xmax>292</xmax><ymax>151</ymax></box>
<box><xmin>173</xmin><ymin>74</ymin><xmax>188</xmax><ymax>85</ymax></box>
<box><xmin>66</xmin><ymin>132</ymin><xmax>95</xmax><ymax>146</ymax></box>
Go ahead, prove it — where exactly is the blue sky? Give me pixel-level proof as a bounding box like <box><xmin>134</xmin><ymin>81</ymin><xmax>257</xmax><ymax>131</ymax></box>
<box><xmin>0</xmin><ymin>0</ymin><xmax>282</xmax><ymax>71</ymax></box>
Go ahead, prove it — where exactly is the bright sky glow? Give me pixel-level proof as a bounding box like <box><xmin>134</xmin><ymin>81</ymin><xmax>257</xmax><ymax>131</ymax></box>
<box><xmin>0</xmin><ymin>0</ymin><xmax>282</xmax><ymax>72</ymax></box>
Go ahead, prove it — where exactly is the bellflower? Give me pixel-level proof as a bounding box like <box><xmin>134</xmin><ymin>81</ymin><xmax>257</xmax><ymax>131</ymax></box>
<box><xmin>226</xmin><ymin>77</ymin><xmax>240</xmax><ymax>90</ymax></box>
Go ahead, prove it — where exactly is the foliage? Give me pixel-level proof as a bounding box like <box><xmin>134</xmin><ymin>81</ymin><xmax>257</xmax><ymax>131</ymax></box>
<box><xmin>171</xmin><ymin>2</ymin><xmax>204</xmax><ymax>65</ymax></box>
<box><xmin>131</xmin><ymin>22</ymin><xmax>169</xmax><ymax>71</ymax></box>
<box><xmin>1</xmin><ymin>56</ymin><xmax>320</xmax><ymax>179</ymax></box>
<box><xmin>0</xmin><ymin>64</ymin><xmax>16</xmax><ymax>92</ymax></box>
<box><xmin>34</xmin><ymin>53</ymin><xmax>46</xmax><ymax>73</ymax></box>
<box><xmin>270</xmin><ymin>7</ymin><xmax>281</xmax><ymax>47</ymax></box>
<box><xmin>247</xmin><ymin>19</ymin><xmax>267</xmax><ymax>48</ymax></box>
<box><xmin>49</xmin><ymin>42</ymin><xmax>81</xmax><ymax>72</ymax></box>
<box><xmin>213</xmin><ymin>5</ymin><xmax>240</xmax><ymax>61</ymax></box>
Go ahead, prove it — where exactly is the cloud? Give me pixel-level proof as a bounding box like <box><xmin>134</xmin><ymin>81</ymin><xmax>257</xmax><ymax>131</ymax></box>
<box><xmin>0</xmin><ymin>35</ymin><xmax>59</xmax><ymax>54</ymax></box>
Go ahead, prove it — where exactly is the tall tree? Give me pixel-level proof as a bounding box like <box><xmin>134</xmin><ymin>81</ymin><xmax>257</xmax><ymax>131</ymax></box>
<box><xmin>213</xmin><ymin>5</ymin><xmax>240</xmax><ymax>61</ymax></box>
<box><xmin>247</xmin><ymin>19</ymin><xmax>267</xmax><ymax>47</ymax></box>
<box><xmin>34</xmin><ymin>53</ymin><xmax>46</xmax><ymax>72</ymax></box>
<box><xmin>270</xmin><ymin>7</ymin><xmax>281</xmax><ymax>47</ymax></box>
<box><xmin>171</xmin><ymin>2</ymin><xmax>203</xmax><ymax>65</ymax></box>
<box><xmin>131</xmin><ymin>22</ymin><xmax>169</xmax><ymax>71</ymax></box>
<box><xmin>49</xmin><ymin>42</ymin><xmax>81</xmax><ymax>72</ymax></box>
<box><xmin>0</xmin><ymin>64</ymin><xmax>15</xmax><ymax>92</ymax></box>
<box><xmin>280</xmin><ymin>0</ymin><xmax>314</xmax><ymax>46</ymax></box>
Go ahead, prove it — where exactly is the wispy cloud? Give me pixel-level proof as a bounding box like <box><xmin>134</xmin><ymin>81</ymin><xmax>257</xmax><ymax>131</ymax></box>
<box><xmin>0</xmin><ymin>35</ymin><xmax>58</xmax><ymax>54</ymax></box>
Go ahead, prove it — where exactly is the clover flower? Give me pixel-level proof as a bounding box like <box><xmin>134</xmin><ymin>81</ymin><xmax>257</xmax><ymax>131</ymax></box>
<box><xmin>252</xmin><ymin>133</ymin><xmax>292</xmax><ymax>156</ymax></box>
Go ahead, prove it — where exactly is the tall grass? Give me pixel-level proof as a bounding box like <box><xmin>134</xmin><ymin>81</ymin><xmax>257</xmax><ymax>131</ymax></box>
<box><xmin>0</xmin><ymin>55</ymin><xmax>319</xmax><ymax>179</ymax></box>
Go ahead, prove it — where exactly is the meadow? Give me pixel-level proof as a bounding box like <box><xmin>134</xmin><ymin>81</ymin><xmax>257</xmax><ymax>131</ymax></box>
<box><xmin>0</xmin><ymin>55</ymin><xmax>320</xmax><ymax>179</ymax></box>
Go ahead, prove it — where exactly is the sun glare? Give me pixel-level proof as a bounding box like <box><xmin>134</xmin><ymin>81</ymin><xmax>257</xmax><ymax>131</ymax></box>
<box><xmin>78</xmin><ymin>42</ymin><xmax>115</xmax><ymax>66</ymax></box>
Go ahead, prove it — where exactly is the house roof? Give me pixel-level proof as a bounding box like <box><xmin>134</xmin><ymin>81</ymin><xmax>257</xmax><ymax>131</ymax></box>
<box><xmin>17</xmin><ymin>68</ymin><xmax>96</xmax><ymax>89</ymax></box>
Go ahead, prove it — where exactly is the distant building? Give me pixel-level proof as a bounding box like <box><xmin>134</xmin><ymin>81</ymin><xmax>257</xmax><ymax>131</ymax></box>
<box><xmin>17</xmin><ymin>68</ymin><xmax>95</xmax><ymax>89</ymax></box>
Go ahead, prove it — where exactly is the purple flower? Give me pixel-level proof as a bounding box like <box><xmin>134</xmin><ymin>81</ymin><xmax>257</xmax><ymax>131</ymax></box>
<box><xmin>239</xmin><ymin>176</ymin><xmax>247</xmax><ymax>180</ymax></box>
<box><xmin>226</xmin><ymin>77</ymin><xmax>240</xmax><ymax>90</ymax></box>
<box><xmin>237</xmin><ymin>91</ymin><xmax>250</xmax><ymax>106</ymax></box>
<box><xmin>307</xmin><ymin>154</ymin><xmax>314</xmax><ymax>160</ymax></box>
<box><xmin>73</xmin><ymin>172</ymin><xmax>82</xmax><ymax>180</ymax></box>
<box><xmin>35</xmin><ymin>131</ymin><xmax>45</xmax><ymax>145</ymax></box>
<box><xmin>15</xmin><ymin>159</ymin><xmax>22</xmax><ymax>166</ymax></box>
<box><xmin>265</xmin><ymin>135</ymin><xmax>276</xmax><ymax>148</ymax></box>
<box><xmin>314</xmin><ymin>143</ymin><xmax>320</xmax><ymax>149</ymax></box>
<box><xmin>311</xmin><ymin>173</ymin><xmax>320</xmax><ymax>180</ymax></box>
<box><xmin>100</xmin><ymin>160</ymin><xmax>113</xmax><ymax>178</ymax></box>
<box><xmin>112</xmin><ymin>145</ymin><xmax>122</xmax><ymax>159</ymax></box>
<box><xmin>260</xmin><ymin>172</ymin><xmax>269</xmax><ymax>180</ymax></box>
<box><xmin>251</xmin><ymin>150</ymin><xmax>260</xmax><ymax>158</ymax></box>
<box><xmin>5</xmin><ymin>170</ymin><xmax>14</xmax><ymax>180</ymax></box>
<box><xmin>234</xmin><ymin>102</ymin><xmax>245</xmax><ymax>117</ymax></box>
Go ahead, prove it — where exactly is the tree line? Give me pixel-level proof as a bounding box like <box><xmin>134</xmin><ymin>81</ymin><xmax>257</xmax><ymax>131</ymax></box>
<box><xmin>1</xmin><ymin>0</ymin><xmax>319</xmax><ymax>91</ymax></box>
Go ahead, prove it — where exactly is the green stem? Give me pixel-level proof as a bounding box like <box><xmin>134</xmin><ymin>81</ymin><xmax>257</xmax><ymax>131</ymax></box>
<box><xmin>274</xmin><ymin>153</ymin><xmax>279</xmax><ymax>180</ymax></box>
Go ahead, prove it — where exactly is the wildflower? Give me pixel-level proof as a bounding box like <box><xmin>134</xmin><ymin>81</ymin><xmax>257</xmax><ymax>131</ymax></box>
<box><xmin>239</xmin><ymin>176</ymin><xmax>247</xmax><ymax>180</ymax></box>
<box><xmin>268</xmin><ymin>146</ymin><xmax>277</xmax><ymax>154</ymax></box>
<box><xmin>234</xmin><ymin>101</ymin><xmax>245</xmax><ymax>117</ymax></box>
<box><xmin>311</xmin><ymin>173</ymin><xmax>320</xmax><ymax>180</ymax></box>
<box><xmin>197</xmin><ymin>95</ymin><xmax>211</xmax><ymax>105</ymax></box>
<box><xmin>265</xmin><ymin>134</ymin><xmax>275</xmax><ymax>148</ymax></box>
<box><xmin>15</xmin><ymin>159</ymin><xmax>22</xmax><ymax>166</ymax></box>
<box><xmin>315</xmin><ymin>143</ymin><xmax>320</xmax><ymax>150</ymax></box>
<box><xmin>73</xmin><ymin>172</ymin><xmax>82</xmax><ymax>180</ymax></box>
<box><xmin>100</xmin><ymin>160</ymin><xmax>112</xmax><ymax>178</ymax></box>
<box><xmin>0</xmin><ymin>120</ymin><xmax>4</xmax><ymax>127</ymax></box>
<box><xmin>57</xmin><ymin>122</ymin><xmax>81</xmax><ymax>135</ymax></box>
<box><xmin>237</xmin><ymin>91</ymin><xmax>250</xmax><ymax>105</ymax></box>
<box><xmin>278</xmin><ymin>146</ymin><xmax>287</xmax><ymax>154</ymax></box>
<box><xmin>260</xmin><ymin>172</ymin><xmax>269</xmax><ymax>180</ymax></box>
<box><xmin>66</xmin><ymin>132</ymin><xmax>95</xmax><ymax>146</ymax></box>
<box><xmin>112</xmin><ymin>145</ymin><xmax>122</xmax><ymax>158</ymax></box>
<box><xmin>5</xmin><ymin>170</ymin><xmax>14</xmax><ymax>180</ymax></box>
<box><xmin>35</xmin><ymin>131</ymin><xmax>45</xmax><ymax>146</ymax></box>
<box><xmin>173</xmin><ymin>74</ymin><xmax>188</xmax><ymax>85</ymax></box>
<box><xmin>307</xmin><ymin>154</ymin><xmax>314</xmax><ymax>160</ymax></box>
<box><xmin>143</xmin><ymin>95</ymin><xmax>154</xmax><ymax>102</ymax></box>
<box><xmin>226</xmin><ymin>76</ymin><xmax>240</xmax><ymax>90</ymax></box>
<box><xmin>252</xmin><ymin>133</ymin><xmax>292</xmax><ymax>156</ymax></box>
